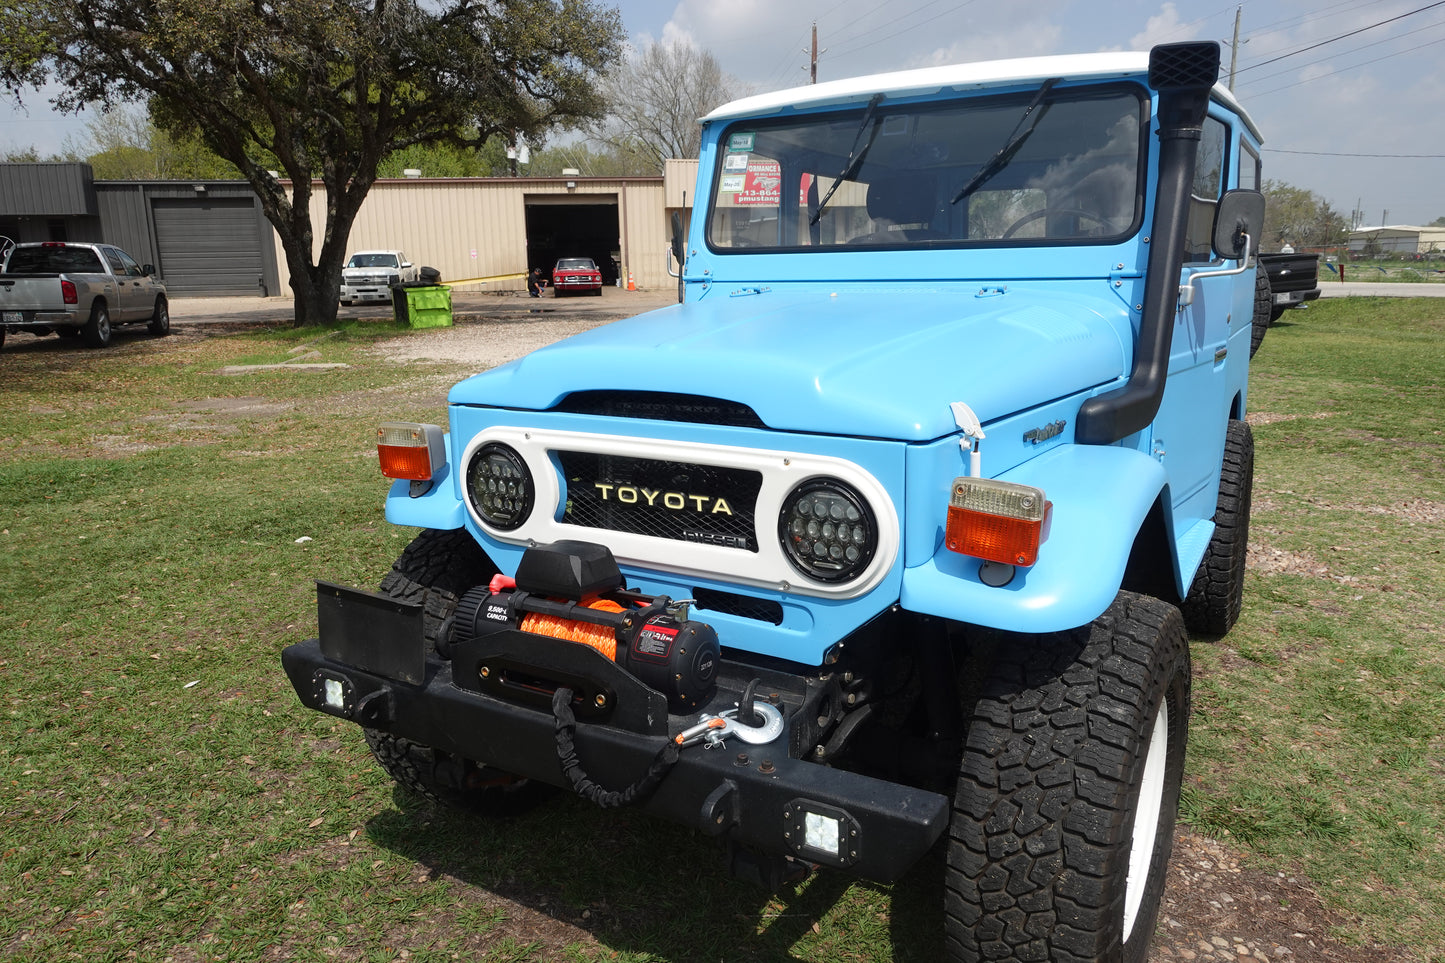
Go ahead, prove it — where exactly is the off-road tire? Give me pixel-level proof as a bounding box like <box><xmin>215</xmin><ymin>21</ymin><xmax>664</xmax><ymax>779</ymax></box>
<box><xmin>946</xmin><ymin>591</ymin><xmax>1191</xmax><ymax>963</ymax></box>
<box><xmin>148</xmin><ymin>296</ymin><xmax>170</xmax><ymax>336</ymax></box>
<box><xmin>1180</xmin><ymin>419</ymin><xmax>1254</xmax><ymax>636</ymax></box>
<box><xmin>82</xmin><ymin>301</ymin><xmax>112</xmax><ymax>348</ymax></box>
<box><xmin>1250</xmin><ymin>267</ymin><xmax>1270</xmax><ymax>358</ymax></box>
<box><xmin>363</xmin><ymin>528</ymin><xmax>553</xmax><ymax>816</ymax></box>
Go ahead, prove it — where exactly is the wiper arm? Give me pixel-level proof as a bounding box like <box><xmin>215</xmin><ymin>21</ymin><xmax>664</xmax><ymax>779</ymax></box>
<box><xmin>950</xmin><ymin>78</ymin><xmax>1060</xmax><ymax>206</ymax></box>
<box><xmin>810</xmin><ymin>93</ymin><xmax>885</xmax><ymax>226</ymax></box>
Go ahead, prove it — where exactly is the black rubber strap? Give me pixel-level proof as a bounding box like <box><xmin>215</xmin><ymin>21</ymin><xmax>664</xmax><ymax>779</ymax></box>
<box><xmin>551</xmin><ymin>686</ymin><xmax>679</xmax><ymax>808</ymax></box>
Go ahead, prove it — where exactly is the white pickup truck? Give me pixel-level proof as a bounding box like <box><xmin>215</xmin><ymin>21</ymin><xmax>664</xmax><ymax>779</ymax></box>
<box><xmin>339</xmin><ymin>250</ymin><xmax>420</xmax><ymax>305</ymax></box>
<box><xmin>0</xmin><ymin>241</ymin><xmax>169</xmax><ymax>349</ymax></box>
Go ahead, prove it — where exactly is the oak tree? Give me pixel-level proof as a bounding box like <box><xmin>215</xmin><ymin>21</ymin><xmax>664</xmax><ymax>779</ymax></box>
<box><xmin>1</xmin><ymin>0</ymin><xmax>623</xmax><ymax>324</ymax></box>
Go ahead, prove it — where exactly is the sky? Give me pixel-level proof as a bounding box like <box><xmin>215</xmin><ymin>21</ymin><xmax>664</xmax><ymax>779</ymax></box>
<box><xmin>4</xmin><ymin>0</ymin><xmax>1442</xmax><ymax>227</ymax></box>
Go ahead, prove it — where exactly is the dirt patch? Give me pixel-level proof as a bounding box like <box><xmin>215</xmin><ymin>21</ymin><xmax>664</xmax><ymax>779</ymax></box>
<box><xmin>1247</xmin><ymin>544</ymin><xmax>1347</xmax><ymax>580</ymax></box>
<box><xmin>1245</xmin><ymin>412</ymin><xmax>1335</xmax><ymax>426</ymax></box>
<box><xmin>369</xmin><ymin>317</ymin><xmax>614</xmax><ymax>367</ymax></box>
<box><xmin>178</xmin><ymin>397</ymin><xmax>296</xmax><ymax>418</ymax></box>
<box><xmin>1149</xmin><ymin>831</ymin><xmax>1415</xmax><ymax>961</ymax></box>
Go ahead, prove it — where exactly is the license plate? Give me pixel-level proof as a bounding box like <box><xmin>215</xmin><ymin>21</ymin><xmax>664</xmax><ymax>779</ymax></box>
<box><xmin>316</xmin><ymin>580</ymin><xmax>425</xmax><ymax>684</ymax></box>
<box><xmin>2</xmin><ymin>311</ymin><xmax>21</xmax><ymax>323</ymax></box>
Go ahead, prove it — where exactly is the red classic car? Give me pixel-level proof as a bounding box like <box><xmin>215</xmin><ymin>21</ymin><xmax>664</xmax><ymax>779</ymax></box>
<box><xmin>550</xmin><ymin>257</ymin><xmax>603</xmax><ymax>296</ymax></box>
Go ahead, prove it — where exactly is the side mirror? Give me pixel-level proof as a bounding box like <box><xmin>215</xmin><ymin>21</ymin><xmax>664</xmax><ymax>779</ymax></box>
<box><xmin>1212</xmin><ymin>189</ymin><xmax>1265</xmax><ymax>261</ymax></box>
<box><xmin>669</xmin><ymin>211</ymin><xmax>687</xmax><ymax>304</ymax></box>
<box><xmin>670</xmin><ymin>211</ymin><xmax>685</xmax><ymax>264</ymax></box>
<box><xmin>142</xmin><ymin>263</ymin><xmax>155</xmax><ymax>276</ymax></box>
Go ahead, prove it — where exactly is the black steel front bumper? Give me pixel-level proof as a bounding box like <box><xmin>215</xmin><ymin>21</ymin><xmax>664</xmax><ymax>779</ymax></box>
<box><xmin>281</xmin><ymin>586</ymin><xmax>948</xmax><ymax>883</ymax></box>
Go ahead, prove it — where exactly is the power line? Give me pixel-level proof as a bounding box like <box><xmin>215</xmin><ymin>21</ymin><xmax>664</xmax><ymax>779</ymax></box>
<box><xmin>1234</xmin><ymin>14</ymin><xmax>1445</xmax><ymax>87</ymax></box>
<box><xmin>828</xmin><ymin>0</ymin><xmax>981</xmax><ymax>60</ymax></box>
<box><xmin>1235</xmin><ymin>0</ymin><xmax>1366</xmax><ymax>45</ymax></box>
<box><xmin>1244</xmin><ymin>32</ymin><xmax>1445</xmax><ymax>95</ymax></box>
<box><xmin>1264</xmin><ymin>148</ymin><xmax>1445</xmax><ymax>158</ymax></box>
<box><xmin>1236</xmin><ymin>0</ymin><xmax>1445</xmax><ymax>73</ymax></box>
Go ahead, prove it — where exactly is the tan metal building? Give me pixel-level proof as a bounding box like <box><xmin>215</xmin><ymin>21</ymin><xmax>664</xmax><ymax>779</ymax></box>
<box><xmin>8</xmin><ymin>161</ymin><xmax>703</xmax><ymax>298</ymax></box>
<box><xmin>278</xmin><ymin>173</ymin><xmax>694</xmax><ymax>295</ymax></box>
<box><xmin>1346</xmin><ymin>225</ymin><xmax>1445</xmax><ymax>256</ymax></box>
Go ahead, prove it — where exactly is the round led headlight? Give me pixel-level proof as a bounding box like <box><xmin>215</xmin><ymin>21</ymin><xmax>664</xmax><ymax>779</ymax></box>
<box><xmin>466</xmin><ymin>443</ymin><xmax>534</xmax><ymax>531</ymax></box>
<box><xmin>778</xmin><ymin>478</ymin><xmax>876</xmax><ymax>583</ymax></box>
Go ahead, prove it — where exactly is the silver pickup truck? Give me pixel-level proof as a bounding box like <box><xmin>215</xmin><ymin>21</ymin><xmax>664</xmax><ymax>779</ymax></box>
<box><xmin>0</xmin><ymin>241</ymin><xmax>169</xmax><ymax>349</ymax></box>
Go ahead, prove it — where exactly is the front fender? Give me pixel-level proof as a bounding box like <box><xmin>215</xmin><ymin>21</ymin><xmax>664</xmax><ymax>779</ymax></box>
<box><xmin>900</xmin><ymin>444</ymin><xmax>1166</xmax><ymax>633</ymax></box>
<box><xmin>383</xmin><ymin>460</ymin><xmax>466</xmax><ymax>530</ymax></box>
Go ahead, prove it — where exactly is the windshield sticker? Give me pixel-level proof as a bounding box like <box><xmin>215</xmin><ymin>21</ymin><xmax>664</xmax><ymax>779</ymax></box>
<box><xmin>722</xmin><ymin>153</ymin><xmax>750</xmax><ymax>172</ymax></box>
<box><xmin>727</xmin><ymin>132</ymin><xmax>756</xmax><ymax>152</ymax></box>
<box><xmin>719</xmin><ymin>174</ymin><xmax>745</xmax><ymax>193</ymax></box>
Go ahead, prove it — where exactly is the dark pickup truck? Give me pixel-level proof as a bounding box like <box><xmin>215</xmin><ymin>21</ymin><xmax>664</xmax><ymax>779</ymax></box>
<box><xmin>1258</xmin><ymin>251</ymin><xmax>1320</xmax><ymax>321</ymax></box>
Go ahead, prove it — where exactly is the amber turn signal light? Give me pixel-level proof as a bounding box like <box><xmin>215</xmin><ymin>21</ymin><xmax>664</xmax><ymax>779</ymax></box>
<box><xmin>944</xmin><ymin>477</ymin><xmax>1050</xmax><ymax>567</ymax></box>
<box><xmin>377</xmin><ymin>422</ymin><xmax>446</xmax><ymax>480</ymax></box>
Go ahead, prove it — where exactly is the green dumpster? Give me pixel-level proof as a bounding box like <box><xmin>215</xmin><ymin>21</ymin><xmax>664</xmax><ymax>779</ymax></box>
<box><xmin>391</xmin><ymin>284</ymin><xmax>452</xmax><ymax>328</ymax></box>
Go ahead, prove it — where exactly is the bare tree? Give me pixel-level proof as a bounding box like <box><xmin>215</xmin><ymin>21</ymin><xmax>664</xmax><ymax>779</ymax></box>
<box><xmin>591</xmin><ymin>40</ymin><xmax>741</xmax><ymax>172</ymax></box>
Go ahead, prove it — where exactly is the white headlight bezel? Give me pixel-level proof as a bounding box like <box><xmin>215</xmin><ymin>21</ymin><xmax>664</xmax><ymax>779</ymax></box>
<box><xmin>457</xmin><ymin>427</ymin><xmax>899</xmax><ymax>600</ymax></box>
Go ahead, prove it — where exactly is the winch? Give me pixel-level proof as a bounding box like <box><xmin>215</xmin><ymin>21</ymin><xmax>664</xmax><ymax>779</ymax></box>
<box><xmin>448</xmin><ymin>540</ymin><xmax>720</xmax><ymax>712</ymax></box>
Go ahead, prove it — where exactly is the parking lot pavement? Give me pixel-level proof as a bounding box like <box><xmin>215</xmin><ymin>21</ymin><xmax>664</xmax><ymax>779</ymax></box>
<box><xmin>167</xmin><ymin>285</ymin><xmax>677</xmax><ymax>324</ymax></box>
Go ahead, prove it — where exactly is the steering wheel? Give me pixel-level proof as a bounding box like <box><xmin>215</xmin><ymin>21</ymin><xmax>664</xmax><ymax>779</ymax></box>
<box><xmin>1001</xmin><ymin>208</ymin><xmax>1114</xmax><ymax>239</ymax></box>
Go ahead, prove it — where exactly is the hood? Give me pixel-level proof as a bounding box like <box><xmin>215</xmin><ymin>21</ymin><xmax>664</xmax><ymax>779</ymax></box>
<box><xmin>449</xmin><ymin>286</ymin><xmax>1129</xmax><ymax>441</ymax></box>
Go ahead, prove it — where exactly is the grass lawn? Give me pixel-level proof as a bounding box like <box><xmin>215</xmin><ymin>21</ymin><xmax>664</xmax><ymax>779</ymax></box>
<box><xmin>1</xmin><ymin>298</ymin><xmax>1442</xmax><ymax>961</ymax></box>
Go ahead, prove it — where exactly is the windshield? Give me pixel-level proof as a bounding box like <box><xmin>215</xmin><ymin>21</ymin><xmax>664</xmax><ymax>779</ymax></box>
<box><xmin>707</xmin><ymin>85</ymin><xmax>1146</xmax><ymax>252</ymax></box>
<box><xmin>347</xmin><ymin>253</ymin><xmax>399</xmax><ymax>268</ymax></box>
<box><xmin>5</xmin><ymin>246</ymin><xmax>105</xmax><ymax>273</ymax></box>
<box><xmin>555</xmin><ymin>258</ymin><xmax>596</xmax><ymax>270</ymax></box>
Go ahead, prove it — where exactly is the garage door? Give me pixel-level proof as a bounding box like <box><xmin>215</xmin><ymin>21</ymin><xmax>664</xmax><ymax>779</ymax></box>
<box><xmin>152</xmin><ymin>198</ymin><xmax>266</xmax><ymax>296</ymax></box>
<box><xmin>525</xmin><ymin>196</ymin><xmax>621</xmax><ymax>285</ymax></box>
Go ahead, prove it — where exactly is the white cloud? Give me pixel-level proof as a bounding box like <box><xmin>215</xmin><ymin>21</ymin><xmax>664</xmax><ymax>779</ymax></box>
<box><xmin>1130</xmin><ymin>3</ymin><xmax>1192</xmax><ymax>50</ymax></box>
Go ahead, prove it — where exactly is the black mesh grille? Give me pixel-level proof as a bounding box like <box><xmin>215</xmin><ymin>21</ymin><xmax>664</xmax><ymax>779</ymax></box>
<box><xmin>1149</xmin><ymin>42</ymin><xmax>1220</xmax><ymax>89</ymax></box>
<box><xmin>554</xmin><ymin>390</ymin><xmax>766</xmax><ymax>428</ymax></box>
<box><xmin>692</xmin><ymin>588</ymin><xmax>785</xmax><ymax>625</ymax></box>
<box><xmin>559</xmin><ymin>452</ymin><xmax>762</xmax><ymax>551</ymax></box>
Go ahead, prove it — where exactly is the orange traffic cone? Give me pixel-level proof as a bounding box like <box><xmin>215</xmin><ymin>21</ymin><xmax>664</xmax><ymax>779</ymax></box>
<box><xmin>626</xmin><ymin>271</ymin><xmax>635</xmax><ymax>291</ymax></box>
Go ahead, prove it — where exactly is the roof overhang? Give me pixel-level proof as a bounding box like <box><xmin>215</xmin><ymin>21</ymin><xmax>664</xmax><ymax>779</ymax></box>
<box><xmin>702</xmin><ymin>51</ymin><xmax>1262</xmax><ymax>144</ymax></box>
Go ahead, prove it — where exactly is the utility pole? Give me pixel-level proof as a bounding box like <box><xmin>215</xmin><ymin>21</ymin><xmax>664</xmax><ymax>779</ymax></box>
<box><xmin>805</xmin><ymin>22</ymin><xmax>824</xmax><ymax>84</ymax></box>
<box><xmin>1228</xmin><ymin>5</ymin><xmax>1242</xmax><ymax>90</ymax></box>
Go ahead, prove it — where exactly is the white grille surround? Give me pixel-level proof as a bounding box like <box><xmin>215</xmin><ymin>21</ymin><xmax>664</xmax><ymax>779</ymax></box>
<box><xmin>458</xmin><ymin>427</ymin><xmax>900</xmax><ymax>600</ymax></box>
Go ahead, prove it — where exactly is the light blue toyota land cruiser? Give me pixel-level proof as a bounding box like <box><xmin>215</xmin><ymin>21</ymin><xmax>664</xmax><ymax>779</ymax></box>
<box><xmin>285</xmin><ymin>41</ymin><xmax>1268</xmax><ymax>962</ymax></box>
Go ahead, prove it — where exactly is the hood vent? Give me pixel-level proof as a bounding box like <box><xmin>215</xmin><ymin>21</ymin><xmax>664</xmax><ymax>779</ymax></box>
<box><xmin>555</xmin><ymin>390</ymin><xmax>766</xmax><ymax>429</ymax></box>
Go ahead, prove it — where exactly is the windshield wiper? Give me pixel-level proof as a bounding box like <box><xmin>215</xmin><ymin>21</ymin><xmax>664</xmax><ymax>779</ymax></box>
<box><xmin>950</xmin><ymin>78</ymin><xmax>1060</xmax><ymax>207</ymax></box>
<box><xmin>810</xmin><ymin>93</ymin><xmax>885</xmax><ymax>226</ymax></box>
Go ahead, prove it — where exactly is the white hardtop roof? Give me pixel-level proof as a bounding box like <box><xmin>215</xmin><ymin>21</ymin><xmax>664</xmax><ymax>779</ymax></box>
<box><xmin>703</xmin><ymin>51</ymin><xmax>1261</xmax><ymax>143</ymax></box>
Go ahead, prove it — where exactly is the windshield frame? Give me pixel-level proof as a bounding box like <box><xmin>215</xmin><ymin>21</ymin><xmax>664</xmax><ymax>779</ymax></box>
<box><xmin>703</xmin><ymin>81</ymin><xmax>1150</xmax><ymax>256</ymax></box>
<box><xmin>555</xmin><ymin>258</ymin><xmax>598</xmax><ymax>271</ymax></box>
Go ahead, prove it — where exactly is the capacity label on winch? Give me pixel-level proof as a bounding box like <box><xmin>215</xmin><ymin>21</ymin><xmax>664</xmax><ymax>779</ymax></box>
<box><xmin>633</xmin><ymin>624</ymin><xmax>678</xmax><ymax>661</ymax></box>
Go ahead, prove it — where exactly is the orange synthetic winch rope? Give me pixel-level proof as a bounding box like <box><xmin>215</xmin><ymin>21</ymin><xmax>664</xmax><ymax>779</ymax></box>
<box><xmin>520</xmin><ymin>598</ymin><xmax>625</xmax><ymax>660</ymax></box>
